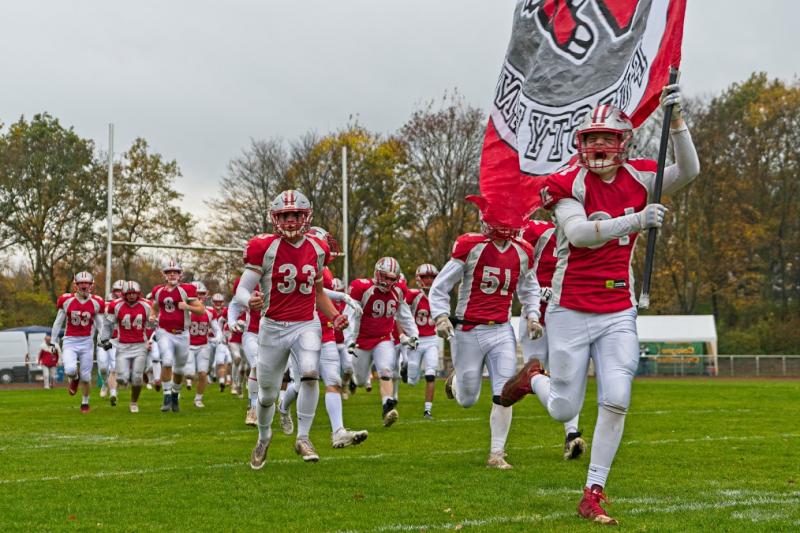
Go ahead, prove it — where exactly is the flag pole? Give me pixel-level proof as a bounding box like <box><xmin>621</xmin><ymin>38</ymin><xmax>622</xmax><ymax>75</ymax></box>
<box><xmin>638</xmin><ymin>67</ymin><xmax>680</xmax><ymax>310</ymax></box>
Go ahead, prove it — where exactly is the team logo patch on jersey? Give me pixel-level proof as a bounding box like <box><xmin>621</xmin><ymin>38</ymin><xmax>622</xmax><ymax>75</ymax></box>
<box><xmin>605</xmin><ymin>279</ymin><xmax>627</xmax><ymax>289</ymax></box>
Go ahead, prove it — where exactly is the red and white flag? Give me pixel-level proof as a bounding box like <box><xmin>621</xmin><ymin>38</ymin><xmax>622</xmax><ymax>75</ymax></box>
<box><xmin>478</xmin><ymin>0</ymin><xmax>687</xmax><ymax>218</ymax></box>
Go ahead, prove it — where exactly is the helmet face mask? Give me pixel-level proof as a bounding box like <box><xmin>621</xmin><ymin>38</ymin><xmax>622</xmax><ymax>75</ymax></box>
<box><xmin>211</xmin><ymin>293</ymin><xmax>224</xmax><ymax>309</ymax></box>
<box><xmin>123</xmin><ymin>280</ymin><xmax>141</xmax><ymax>303</ymax></box>
<box><xmin>111</xmin><ymin>279</ymin><xmax>125</xmax><ymax>298</ymax></box>
<box><xmin>270</xmin><ymin>190</ymin><xmax>312</xmax><ymax>239</ymax></box>
<box><xmin>161</xmin><ymin>259</ymin><xmax>183</xmax><ymax>286</ymax></box>
<box><xmin>73</xmin><ymin>272</ymin><xmax>94</xmax><ymax>297</ymax></box>
<box><xmin>576</xmin><ymin>105</ymin><xmax>633</xmax><ymax>172</ymax></box>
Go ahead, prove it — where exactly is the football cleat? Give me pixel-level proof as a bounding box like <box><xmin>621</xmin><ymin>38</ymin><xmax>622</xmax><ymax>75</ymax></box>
<box><xmin>294</xmin><ymin>437</ymin><xmax>320</xmax><ymax>462</ymax></box>
<box><xmin>154</xmin><ymin>380</ymin><xmax>162</xmax><ymax>392</ymax></box>
<box><xmin>194</xmin><ymin>399</ymin><xmax>205</xmax><ymax>409</ymax></box>
<box><xmin>279</xmin><ymin>410</ymin><xmax>294</xmax><ymax>435</ymax></box>
<box><xmin>444</xmin><ymin>371</ymin><xmax>455</xmax><ymax>400</ymax></box>
<box><xmin>382</xmin><ymin>399</ymin><xmax>399</xmax><ymax>427</ymax></box>
<box><xmin>185</xmin><ymin>380</ymin><xmax>192</xmax><ymax>391</ymax></box>
<box><xmin>80</xmin><ymin>403</ymin><xmax>90</xmax><ymax>414</ymax></box>
<box><xmin>423</xmin><ymin>410</ymin><xmax>433</xmax><ymax>420</ymax></box>
<box><xmin>578</xmin><ymin>485</ymin><xmax>618</xmax><ymax>525</ymax></box>
<box><xmin>499</xmin><ymin>359</ymin><xmax>543</xmax><ymax>407</ymax></box>
<box><xmin>486</xmin><ymin>451</ymin><xmax>512</xmax><ymax>470</ymax></box>
<box><xmin>109</xmin><ymin>394</ymin><xmax>117</xmax><ymax>407</ymax></box>
<box><xmin>245</xmin><ymin>407</ymin><xmax>258</xmax><ymax>427</ymax></box>
<box><xmin>146</xmin><ymin>383</ymin><xmax>153</xmax><ymax>390</ymax></box>
<box><xmin>250</xmin><ymin>439</ymin><xmax>270</xmax><ymax>470</ymax></box>
<box><xmin>332</xmin><ymin>428</ymin><xmax>369</xmax><ymax>448</ymax></box>
<box><xmin>348</xmin><ymin>379</ymin><xmax>357</xmax><ymax>395</ymax></box>
<box><xmin>170</xmin><ymin>391</ymin><xmax>180</xmax><ymax>412</ymax></box>
<box><xmin>160</xmin><ymin>394</ymin><xmax>172</xmax><ymax>412</ymax></box>
<box><xmin>340</xmin><ymin>390</ymin><xmax>349</xmax><ymax>400</ymax></box>
<box><xmin>130</xmin><ymin>403</ymin><xmax>139</xmax><ymax>413</ymax></box>
<box><xmin>99</xmin><ymin>385</ymin><xmax>108</xmax><ymax>398</ymax></box>
<box><xmin>67</xmin><ymin>378</ymin><xmax>79</xmax><ymax>396</ymax></box>
<box><xmin>564</xmin><ymin>431</ymin><xmax>587</xmax><ymax>460</ymax></box>
<box><xmin>365</xmin><ymin>380</ymin><xmax>372</xmax><ymax>392</ymax></box>
<box><xmin>220</xmin><ymin>382</ymin><xmax>226</xmax><ymax>393</ymax></box>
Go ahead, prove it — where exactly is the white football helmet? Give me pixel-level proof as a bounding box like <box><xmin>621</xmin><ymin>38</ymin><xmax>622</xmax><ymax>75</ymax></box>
<box><xmin>332</xmin><ymin>278</ymin><xmax>345</xmax><ymax>292</ymax></box>
<box><xmin>270</xmin><ymin>190</ymin><xmax>312</xmax><ymax>238</ymax></box>
<box><xmin>123</xmin><ymin>280</ymin><xmax>141</xmax><ymax>302</ymax></box>
<box><xmin>211</xmin><ymin>293</ymin><xmax>225</xmax><ymax>304</ymax></box>
<box><xmin>161</xmin><ymin>259</ymin><xmax>182</xmax><ymax>286</ymax></box>
<box><xmin>190</xmin><ymin>280</ymin><xmax>208</xmax><ymax>296</ymax></box>
<box><xmin>576</xmin><ymin>104</ymin><xmax>634</xmax><ymax>171</ymax></box>
<box><xmin>73</xmin><ymin>271</ymin><xmax>94</xmax><ymax>296</ymax></box>
<box><xmin>374</xmin><ymin>257</ymin><xmax>401</xmax><ymax>292</ymax></box>
<box><xmin>415</xmin><ymin>263</ymin><xmax>439</xmax><ymax>289</ymax></box>
<box><xmin>112</xmin><ymin>279</ymin><xmax>125</xmax><ymax>292</ymax></box>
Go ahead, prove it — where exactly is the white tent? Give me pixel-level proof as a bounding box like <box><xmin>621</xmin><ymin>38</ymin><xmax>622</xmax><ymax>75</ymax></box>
<box><xmin>636</xmin><ymin>315</ymin><xmax>717</xmax><ymax>356</ymax></box>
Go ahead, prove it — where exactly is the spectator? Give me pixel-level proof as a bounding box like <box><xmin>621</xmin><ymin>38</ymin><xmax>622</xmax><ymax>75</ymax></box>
<box><xmin>38</xmin><ymin>335</ymin><xmax>60</xmax><ymax>389</ymax></box>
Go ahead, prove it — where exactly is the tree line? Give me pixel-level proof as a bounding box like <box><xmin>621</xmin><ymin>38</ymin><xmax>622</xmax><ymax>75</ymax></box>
<box><xmin>0</xmin><ymin>75</ymin><xmax>798</xmax><ymax>354</ymax></box>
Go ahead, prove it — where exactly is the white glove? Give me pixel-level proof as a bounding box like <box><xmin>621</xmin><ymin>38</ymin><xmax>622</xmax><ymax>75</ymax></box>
<box><xmin>343</xmin><ymin>295</ymin><xmax>363</xmax><ymax>318</ymax></box>
<box><xmin>435</xmin><ymin>315</ymin><xmax>454</xmax><ymax>340</ymax></box>
<box><xmin>540</xmin><ymin>287</ymin><xmax>553</xmax><ymax>304</ymax></box>
<box><xmin>399</xmin><ymin>334</ymin><xmax>418</xmax><ymax>350</ymax></box>
<box><xmin>347</xmin><ymin>342</ymin><xmax>356</xmax><ymax>356</ymax></box>
<box><xmin>527</xmin><ymin>317</ymin><xmax>543</xmax><ymax>340</ymax></box>
<box><xmin>660</xmin><ymin>83</ymin><xmax>682</xmax><ymax>121</ymax></box>
<box><xmin>231</xmin><ymin>319</ymin><xmax>245</xmax><ymax>334</ymax></box>
<box><xmin>636</xmin><ymin>204</ymin><xmax>668</xmax><ymax>230</ymax></box>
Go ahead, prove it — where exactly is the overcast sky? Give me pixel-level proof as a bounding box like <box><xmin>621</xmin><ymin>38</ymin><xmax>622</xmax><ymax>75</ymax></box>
<box><xmin>1</xmin><ymin>1</ymin><xmax>798</xmax><ymax>222</ymax></box>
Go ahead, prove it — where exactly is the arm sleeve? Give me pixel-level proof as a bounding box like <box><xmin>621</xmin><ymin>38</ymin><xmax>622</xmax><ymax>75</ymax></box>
<box><xmin>323</xmin><ymin>288</ymin><xmax>346</xmax><ymax>302</ymax></box>
<box><xmin>517</xmin><ymin>270</ymin><xmax>541</xmax><ymax>321</ymax></box>
<box><xmin>210</xmin><ymin>314</ymin><xmax>222</xmax><ymax>341</ymax></box>
<box><xmin>100</xmin><ymin>308</ymin><xmax>116</xmax><ymax>342</ymax></box>
<box><xmin>395</xmin><ymin>300</ymin><xmax>419</xmax><ymax>338</ymax></box>
<box><xmin>555</xmin><ymin>198</ymin><xmax>644</xmax><ymax>248</ymax></box>
<box><xmin>229</xmin><ymin>269</ymin><xmax>260</xmax><ymax>323</ymax></box>
<box><xmin>51</xmin><ymin>309</ymin><xmax>66</xmax><ymax>341</ymax></box>
<box><xmin>343</xmin><ymin>304</ymin><xmax>360</xmax><ymax>347</ymax></box>
<box><xmin>661</xmin><ymin>125</ymin><xmax>700</xmax><ymax>197</ymax></box>
<box><xmin>428</xmin><ymin>259</ymin><xmax>464</xmax><ymax>319</ymax></box>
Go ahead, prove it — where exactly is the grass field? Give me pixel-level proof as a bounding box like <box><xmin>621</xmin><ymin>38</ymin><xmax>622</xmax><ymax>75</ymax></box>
<box><xmin>1</xmin><ymin>378</ymin><xmax>799</xmax><ymax>532</ymax></box>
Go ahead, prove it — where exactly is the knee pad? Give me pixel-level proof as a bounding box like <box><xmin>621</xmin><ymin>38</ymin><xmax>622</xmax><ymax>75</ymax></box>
<box><xmin>131</xmin><ymin>376</ymin><xmax>143</xmax><ymax>387</ymax></box>
<box><xmin>257</xmin><ymin>388</ymin><xmax>276</xmax><ymax>408</ymax></box>
<box><xmin>600</xmin><ymin>402</ymin><xmax>628</xmax><ymax>416</ymax></box>
<box><xmin>550</xmin><ymin>396</ymin><xmax>581</xmax><ymax>423</ymax></box>
<box><xmin>424</xmin><ymin>374</ymin><xmax>435</xmax><ymax>383</ymax></box>
<box><xmin>378</xmin><ymin>368</ymin><xmax>393</xmax><ymax>380</ymax></box>
<box><xmin>300</xmin><ymin>375</ymin><xmax>318</xmax><ymax>382</ymax></box>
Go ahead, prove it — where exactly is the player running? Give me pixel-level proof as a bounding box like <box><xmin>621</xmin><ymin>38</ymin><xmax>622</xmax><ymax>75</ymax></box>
<box><xmin>99</xmin><ymin>281</ymin><xmax>152</xmax><ymax>413</ymax></box>
<box><xmin>98</xmin><ymin>279</ymin><xmax>124</xmax><ymax>405</ymax></box>
<box><xmin>50</xmin><ymin>272</ymin><xmax>106</xmax><ymax>413</ymax></box>
<box><xmin>150</xmin><ymin>260</ymin><xmax>206</xmax><ymax>413</ymax></box>
<box><xmin>186</xmin><ymin>281</ymin><xmax>221</xmax><ymax>408</ymax></box>
<box><xmin>344</xmin><ymin>257</ymin><xmax>418</xmax><ymax>427</ymax></box>
<box><xmin>234</xmin><ymin>190</ymin><xmax>348</xmax><ymax>469</ymax></box>
<box><xmin>429</xmin><ymin>195</ymin><xmax>542</xmax><ymax>469</ymax></box>
<box><xmin>209</xmin><ymin>293</ymin><xmax>230</xmax><ymax>391</ymax></box>
<box><xmin>501</xmin><ymin>90</ymin><xmax>699</xmax><ymax>524</ymax></box>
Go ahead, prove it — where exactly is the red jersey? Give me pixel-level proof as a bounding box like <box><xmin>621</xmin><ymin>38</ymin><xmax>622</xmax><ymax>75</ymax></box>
<box><xmin>406</xmin><ymin>289</ymin><xmax>435</xmax><ymax>338</ymax></box>
<box><xmin>108</xmin><ymin>299</ymin><xmax>153</xmax><ymax>344</ymax></box>
<box><xmin>451</xmin><ymin>233</ymin><xmax>534</xmax><ymax>327</ymax></box>
<box><xmin>56</xmin><ymin>293</ymin><xmax>105</xmax><ymax>337</ymax></box>
<box><xmin>541</xmin><ymin>160</ymin><xmax>654</xmax><ymax>313</ymax></box>
<box><xmin>229</xmin><ymin>311</ymin><xmax>246</xmax><ymax>343</ymax></box>
<box><xmin>333</xmin><ymin>299</ymin><xmax>346</xmax><ymax>344</ymax></box>
<box><xmin>350</xmin><ymin>278</ymin><xmax>406</xmax><ymax>350</ymax></box>
<box><xmin>39</xmin><ymin>347</ymin><xmax>58</xmax><ymax>367</ymax></box>
<box><xmin>211</xmin><ymin>305</ymin><xmax>227</xmax><ymax>322</ymax></box>
<box><xmin>189</xmin><ymin>308</ymin><xmax>215</xmax><ymax>346</ymax></box>
<box><xmin>152</xmin><ymin>283</ymin><xmax>199</xmax><ymax>333</ymax></box>
<box><xmin>318</xmin><ymin>267</ymin><xmax>336</xmax><ymax>344</ymax></box>
<box><xmin>244</xmin><ymin>234</ymin><xmax>330</xmax><ymax>322</ymax></box>
<box><xmin>522</xmin><ymin>220</ymin><xmax>557</xmax><ymax>323</ymax></box>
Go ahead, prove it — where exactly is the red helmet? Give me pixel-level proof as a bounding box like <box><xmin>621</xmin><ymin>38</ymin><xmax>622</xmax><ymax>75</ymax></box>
<box><xmin>270</xmin><ymin>190</ymin><xmax>312</xmax><ymax>238</ymax></box>
<box><xmin>374</xmin><ymin>257</ymin><xmax>401</xmax><ymax>292</ymax></box>
<box><xmin>576</xmin><ymin>104</ymin><xmax>633</xmax><ymax>171</ymax></box>
<box><xmin>415</xmin><ymin>263</ymin><xmax>439</xmax><ymax>289</ymax></box>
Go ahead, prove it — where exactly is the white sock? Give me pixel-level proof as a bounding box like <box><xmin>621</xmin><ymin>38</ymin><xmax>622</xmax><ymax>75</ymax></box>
<box><xmin>325</xmin><ymin>392</ymin><xmax>344</xmax><ymax>433</ymax></box>
<box><xmin>81</xmin><ymin>395</ymin><xmax>89</xmax><ymax>404</ymax></box>
<box><xmin>163</xmin><ymin>381</ymin><xmax>173</xmax><ymax>395</ymax></box>
<box><xmin>195</xmin><ymin>393</ymin><xmax>203</xmax><ymax>401</ymax></box>
<box><xmin>281</xmin><ymin>384</ymin><xmax>298</xmax><ymax>413</ymax></box>
<box><xmin>489</xmin><ymin>403</ymin><xmax>513</xmax><ymax>454</ymax></box>
<box><xmin>247</xmin><ymin>375</ymin><xmax>259</xmax><ymax>408</ymax></box>
<box><xmin>565</xmin><ymin>416</ymin><xmax>580</xmax><ymax>435</ymax></box>
<box><xmin>110</xmin><ymin>388</ymin><xmax>117</xmax><ymax>397</ymax></box>
<box><xmin>586</xmin><ymin>405</ymin><xmax>627</xmax><ymax>488</ymax></box>
<box><xmin>172</xmin><ymin>381</ymin><xmax>182</xmax><ymax>393</ymax></box>
<box><xmin>256</xmin><ymin>402</ymin><xmax>275</xmax><ymax>443</ymax></box>
<box><xmin>392</xmin><ymin>377</ymin><xmax>399</xmax><ymax>400</ymax></box>
<box><xmin>424</xmin><ymin>401</ymin><xmax>432</xmax><ymax>412</ymax></box>
<box><xmin>278</xmin><ymin>389</ymin><xmax>286</xmax><ymax>407</ymax></box>
<box><xmin>531</xmin><ymin>373</ymin><xmax>550</xmax><ymax>408</ymax></box>
<box><xmin>295</xmin><ymin>380</ymin><xmax>319</xmax><ymax>438</ymax></box>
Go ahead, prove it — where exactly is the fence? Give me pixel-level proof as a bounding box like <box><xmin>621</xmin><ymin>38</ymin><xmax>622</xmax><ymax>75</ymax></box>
<box><xmin>637</xmin><ymin>354</ymin><xmax>800</xmax><ymax>377</ymax></box>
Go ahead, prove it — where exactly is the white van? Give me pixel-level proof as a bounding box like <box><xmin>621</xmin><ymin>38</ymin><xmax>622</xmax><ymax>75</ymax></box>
<box><xmin>0</xmin><ymin>331</ymin><xmax>31</xmax><ymax>384</ymax></box>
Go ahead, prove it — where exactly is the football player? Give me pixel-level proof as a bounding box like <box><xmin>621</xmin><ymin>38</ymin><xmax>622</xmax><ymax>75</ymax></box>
<box><xmin>99</xmin><ymin>281</ymin><xmax>152</xmax><ymax>413</ymax></box>
<box><xmin>50</xmin><ymin>272</ymin><xmax>106</xmax><ymax>412</ymax></box>
<box><xmin>227</xmin><ymin>277</ymin><xmax>260</xmax><ymax>425</ymax></box>
<box><xmin>150</xmin><ymin>260</ymin><xmax>206</xmax><ymax>413</ymax></box>
<box><xmin>344</xmin><ymin>257</ymin><xmax>419</xmax><ymax>427</ymax></box>
<box><xmin>332</xmin><ymin>277</ymin><xmax>354</xmax><ymax>399</ymax></box>
<box><xmin>97</xmin><ymin>279</ymin><xmax>124</xmax><ymax>405</ymax></box>
<box><xmin>403</xmin><ymin>263</ymin><xmax>441</xmax><ymax>419</ymax></box>
<box><xmin>209</xmin><ymin>293</ymin><xmax>230</xmax><ymax>391</ymax></box>
<box><xmin>429</xmin><ymin>195</ymin><xmax>542</xmax><ymax>469</ymax></box>
<box><xmin>501</xmin><ymin>87</ymin><xmax>699</xmax><ymax>524</ymax></box>
<box><xmin>185</xmin><ymin>281</ymin><xmax>221</xmax><ymax>408</ymax></box>
<box><xmin>520</xmin><ymin>219</ymin><xmax>587</xmax><ymax>459</ymax></box>
<box><xmin>234</xmin><ymin>190</ymin><xmax>348</xmax><ymax>469</ymax></box>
